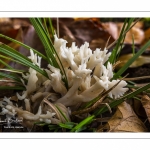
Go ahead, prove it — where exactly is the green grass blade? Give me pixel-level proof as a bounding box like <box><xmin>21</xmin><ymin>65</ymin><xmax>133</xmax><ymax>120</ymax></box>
<box><xmin>0</xmin><ymin>72</ymin><xmax>21</xmax><ymax>82</ymax></box>
<box><xmin>0</xmin><ymin>44</ymin><xmax>48</xmax><ymax>78</ymax></box>
<box><xmin>0</xmin><ymin>54</ymin><xmax>38</xmax><ymax>73</ymax></box>
<box><xmin>0</xmin><ymin>68</ymin><xmax>25</xmax><ymax>74</ymax></box>
<box><xmin>71</xmin><ymin>115</ymin><xmax>94</xmax><ymax>132</ymax></box>
<box><xmin>108</xmin><ymin>18</ymin><xmax>128</xmax><ymax>64</ymax></box>
<box><xmin>0</xmin><ymin>34</ymin><xmax>48</xmax><ymax>61</ymax></box>
<box><xmin>0</xmin><ymin>54</ymin><xmax>21</xmax><ymax>64</ymax></box>
<box><xmin>0</xmin><ymin>86</ymin><xmax>25</xmax><ymax>90</ymax></box>
<box><xmin>48</xmin><ymin>124</ymin><xmax>61</xmax><ymax>131</ymax></box>
<box><xmin>30</xmin><ymin>18</ymin><xmax>68</xmax><ymax>89</ymax></box>
<box><xmin>48</xmin><ymin>18</ymin><xmax>54</xmax><ymax>38</ymax></box>
<box><xmin>43</xmin><ymin>18</ymin><xmax>49</xmax><ymax>34</ymax></box>
<box><xmin>30</xmin><ymin>18</ymin><xmax>55</xmax><ymax>65</ymax></box>
<box><xmin>126</xmin><ymin>18</ymin><xmax>135</xmax><ymax>29</ymax></box>
<box><xmin>81</xmin><ymin>95</ymin><xmax>99</xmax><ymax>109</ymax></box>
<box><xmin>0</xmin><ymin>55</ymin><xmax>26</xmax><ymax>73</ymax></box>
<box><xmin>108</xmin><ymin>18</ymin><xmax>136</xmax><ymax>64</ymax></box>
<box><xmin>59</xmin><ymin>122</ymin><xmax>74</xmax><ymax>129</ymax></box>
<box><xmin>113</xmin><ymin>40</ymin><xmax>150</xmax><ymax>79</ymax></box>
<box><xmin>55</xmin><ymin>105</ymin><xmax>69</xmax><ymax>122</ymax></box>
<box><xmin>0</xmin><ymin>59</ymin><xmax>13</xmax><ymax>69</ymax></box>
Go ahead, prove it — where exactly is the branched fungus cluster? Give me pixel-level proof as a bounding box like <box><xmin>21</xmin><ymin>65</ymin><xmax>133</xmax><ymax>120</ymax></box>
<box><xmin>0</xmin><ymin>35</ymin><xmax>128</xmax><ymax>129</ymax></box>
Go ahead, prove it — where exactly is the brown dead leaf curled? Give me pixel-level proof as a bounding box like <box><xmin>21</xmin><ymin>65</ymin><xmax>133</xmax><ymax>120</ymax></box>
<box><xmin>67</xmin><ymin>19</ymin><xmax>115</xmax><ymax>50</ymax></box>
<box><xmin>0</xmin><ymin>18</ymin><xmax>22</xmax><ymax>45</ymax></box>
<box><xmin>132</xmin><ymin>99</ymin><xmax>147</xmax><ymax>118</ymax></box>
<box><xmin>101</xmin><ymin>22</ymin><xmax>118</xmax><ymax>40</ymax></box>
<box><xmin>117</xmin><ymin>23</ymin><xmax>144</xmax><ymax>45</ymax></box>
<box><xmin>141</xmin><ymin>95</ymin><xmax>150</xmax><ymax>123</ymax></box>
<box><xmin>97</xmin><ymin>102</ymin><xmax>147</xmax><ymax>132</ymax></box>
<box><xmin>0</xmin><ymin>18</ymin><xmax>28</xmax><ymax>68</ymax></box>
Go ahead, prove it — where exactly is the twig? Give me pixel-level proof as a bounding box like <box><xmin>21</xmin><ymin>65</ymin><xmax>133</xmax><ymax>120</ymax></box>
<box><xmin>101</xmin><ymin>103</ymin><xmax>112</xmax><ymax>113</ymax></box>
<box><xmin>124</xmin><ymin>76</ymin><xmax>150</xmax><ymax>81</ymax></box>
<box><xmin>105</xmin><ymin>36</ymin><xmax>111</xmax><ymax>48</ymax></box>
<box><xmin>0</xmin><ymin>80</ymin><xmax>16</xmax><ymax>83</ymax></box>
<box><xmin>94</xmin><ymin>117</ymin><xmax>111</xmax><ymax>123</ymax></box>
<box><xmin>57</xmin><ymin>18</ymin><xmax>59</xmax><ymax>37</ymax></box>
<box><xmin>112</xmin><ymin>60</ymin><xmax>122</xmax><ymax>71</ymax></box>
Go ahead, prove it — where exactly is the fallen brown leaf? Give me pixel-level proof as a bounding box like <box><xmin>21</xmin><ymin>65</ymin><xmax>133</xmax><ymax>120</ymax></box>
<box><xmin>141</xmin><ymin>95</ymin><xmax>150</xmax><ymax>123</ymax></box>
<box><xmin>133</xmin><ymin>99</ymin><xmax>147</xmax><ymax>118</ymax></box>
<box><xmin>52</xmin><ymin>18</ymin><xmax>75</xmax><ymax>45</ymax></box>
<box><xmin>0</xmin><ymin>28</ymin><xmax>23</xmax><ymax>68</ymax></box>
<box><xmin>117</xmin><ymin>54</ymin><xmax>150</xmax><ymax>68</ymax></box>
<box><xmin>0</xmin><ymin>18</ymin><xmax>20</xmax><ymax>44</ymax></box>
<box><xmin>97</xmin><ymin>101</ymin><xmax>147</xmax><ymax>132</ymax></box>
<box><xmin>0</xmin><ymin>18</ymin><xmax>30</xmax><ymax>68</ymax></box>
<box><xmin>117</xmin><ymin>22</ymin><xmax>144</xmax><ymax>45</ymax></box>
<box><xmin>101</xmin><ymin>22</ymin><xmax>118</xmax><ymax>40</ymax></box>
<box><xmin>67</xmin><ymin>19</ymin><xmax>115</xmax><ymax>50</ymax></box>
<box><xmin>10</xmin><ymin>25</ymin><xmax>47</xmax><ymax>70</ymax></box>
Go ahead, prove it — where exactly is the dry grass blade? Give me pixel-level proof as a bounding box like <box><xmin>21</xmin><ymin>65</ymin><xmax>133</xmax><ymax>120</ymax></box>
<box><xmin>105</xmin><ymin>36</ymin><xmax>111</xmax><ymax>48</ymax></box>
<box><xmin>43</xmin><ymin>99</ymin><xmax>69</xmax><ymax>123</ymax></box>
<box><xmin>124</xmin><ymin>76</ymin><xmax>150</xmax><ymax>81</ymax></box>
<box><xmin>101</xmin><ymin>103</ymin><xmax>112</xmax><ymax>113</ymax></box>
<box><xmin>112</xmin><ymin>60</ymin><xmax>122</xmax><ymax>71</ymax></box>
<box><xmin>43</xmin><ymin>99</ymin><xmax>61</xmax><ymax>120</ymax></box>
<box><xmin>0</xmin><ymin>79</ymin><xmax>17</xmax><ymax>83</ymax></box>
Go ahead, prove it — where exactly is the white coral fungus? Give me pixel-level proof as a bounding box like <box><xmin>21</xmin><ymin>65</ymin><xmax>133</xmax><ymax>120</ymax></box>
<box><xmin>52</xmin><ymin>35</ymin><xmax>128</xmax><ymax>105</ymax></box>
<box><xmin>0</xmin><ymin>35</ymin><xmax>128</xmax><ymax>128</ymax></box>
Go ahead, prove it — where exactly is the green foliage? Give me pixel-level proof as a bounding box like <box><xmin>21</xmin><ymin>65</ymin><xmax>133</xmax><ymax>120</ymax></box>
<box><xmin>0</xmin><ymin>43</ymin><xmax>48</xmax><ymax>78</ymax></box>
<box><xmin>71</xmin><ymin>115</ymin><xmax>94</xmax><ymax>132</ymax></box>
<box><xmin>108</xmin><ymin>18</ymin><xmax>134</xmax><ymax>64</ymax></box>
<box><xmin>55</xmin><ymin>105</ymin><xmax>69</xmax><ymax>122</ymax></box>
<box><xmin>0</xmin><ymin>71</ymin><xmax>21</xmax><ymax>83</ymax></box>
<box><xmin>0</xmin><ymin>86</ymin><xmax>25</xmax><ymax>90</ymax></box>
<box><xmin>113</xmin><ymin>40</ymin><xmax>150</xmax><ymax>79</ymax></box>
<box><xmin>59</xmin><ymin>122</ymin><xmax>76</xmax><ymax>130</ymax></box>
<box><xmin>30</xmin><ymin>18</ymin><xmax>68</xmax><ymax>89</ymax></box>
<box><xmin>0</xmin><ymin>34</ymin><xmax>48</xmax><ymax>61</ymax></box>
